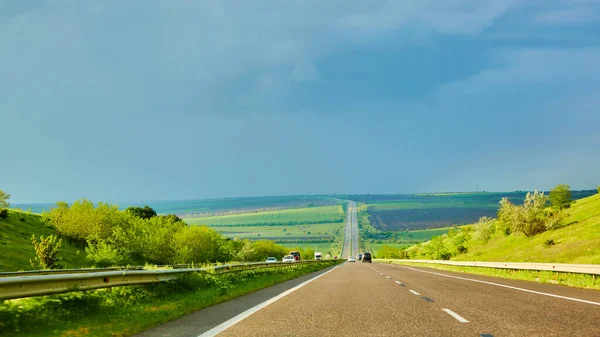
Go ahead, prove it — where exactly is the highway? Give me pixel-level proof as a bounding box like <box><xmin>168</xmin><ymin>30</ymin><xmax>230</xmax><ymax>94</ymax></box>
<box><xmin>136</xmin><ymin>262</ymin><xmax>600</xmax><ymax>337</ymax></box>
<box><xmin>135</xmin><ymin>202</ymin><xmax>599</xmax><ymax>336</ymax></box>
<box><xmin>341</xmin><ymin>201</ymin><xmax>359</xmax><ymax>259</ymax></box>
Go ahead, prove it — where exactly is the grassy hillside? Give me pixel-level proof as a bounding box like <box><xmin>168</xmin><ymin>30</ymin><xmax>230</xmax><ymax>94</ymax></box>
<box><xmin>186</xmin><ymin>205</ymin><xmax>344</xmax><ymax>226</ymax></box>
<box><xmin>412</xmin><ymin>193</ymin><xmax>600</xmax><ymax>264</ymax></box>
<box><xmin>0</xmin><ymin>210</ymin><xmax>88</xmax><ymax>271</ymax></box>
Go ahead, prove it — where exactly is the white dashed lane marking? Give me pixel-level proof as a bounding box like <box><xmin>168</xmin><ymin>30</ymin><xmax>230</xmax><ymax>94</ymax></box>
<box><xmin>442</xmin><ymin>308</ymin><xmax>469</xmax><ymax>323</ymax></box>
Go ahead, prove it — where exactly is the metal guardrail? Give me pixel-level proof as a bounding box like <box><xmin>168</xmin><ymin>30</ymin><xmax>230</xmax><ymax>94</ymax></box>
<box><xmin>0</xmin><ymin>260</ymin><xmax>327</xmax><ymax>301</ymax></box>
<box><xmin>375</xmin><ymin>259</ymin><xmax>600</xmax><ymax>275</ymax></box>
<box><xmin>0</xmin><ymin>264</ymin><xmax>196</xmax><ymax>278</ymax></box>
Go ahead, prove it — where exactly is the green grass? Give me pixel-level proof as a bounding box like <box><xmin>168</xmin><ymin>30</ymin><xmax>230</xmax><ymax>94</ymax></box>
<box><xmin>368</xmin><ymin>243</ymin><xmax>413</xmax><ymax>253</ymax></box>
<box><xmin>453</xmin><ymin>194</ymin><xmax>600</xmax><ymax>264</ymax></box>
<box><xmin>380</xmin><ymin>261</ymin><xmax>600</xmax><ymax>290</ymax></box>
<box><xmin>0</xmin><ymin>210</ymin><xmax>88</xmax><ymax>271</ymax></box>
<box><xmin>211</xmin><ymin>223</ymin><xmax>341</xmax><ymax>239</ymax></box>
<box><xmin>185</xmin><ymin>205</ymin><xmax>344</xmax><ymax>226</ymax></box>
<box><xmin>0</xmin><ymin>261</ymin><xmax>340</xmax><ymax>337</ymax></box>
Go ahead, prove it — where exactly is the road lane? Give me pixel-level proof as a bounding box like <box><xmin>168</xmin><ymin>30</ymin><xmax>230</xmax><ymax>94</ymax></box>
<box><xmin>374</xmin><ymin>263</ymin><xmax>600</xmax><ymax>336</ymax></box>
<box><xmin>133</xmin><ymin>265</ymin><xmax>341</xmax><ymax>337</ymax></box>
<box><xmin>136</xmin><ymin>261</ymin><xmax>600</xmax><ymax>336</ymax></box>
<box><xmin>341</xmin><ymin>201</ymin><xmax>359</xmax><ymax>259</ymax></box>
<box><xmin>218</xmin><ymin>262</ymin><xmax>482</xmax><ymax>337</ymax></box>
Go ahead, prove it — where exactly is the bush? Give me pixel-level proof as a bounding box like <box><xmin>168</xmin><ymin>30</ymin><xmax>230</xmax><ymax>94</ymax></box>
<box><xmin>543</xmin><ymin>239</ymin><xmax>556</xmax><ymax>247</ymax></box>
<box><xmin>474</xmin><ymin>216</ymin><xmax>495</xmax><ymax>243</ymax></box>
<box><xmin>0</xmin><ymin>209</ymin><xmax>8</xmax><ymax>219</ymax></box>
<box><xmin>550</xmin><ymin>184</ymin><xmax>572</xmax><ymax>210</ymax></box>
<box><xmin>499</xmin><ymin>191</ymin><xmax>555</xmax><ymax>237</ymax></box>
<box><xmin>30</xmin><ymin>234</ymin><xmax>62</xmax><ymax>269</ymax></box>
<box><xmin>125</xmin><ymin>205</ymin><xmax>157</xmax><ymax>219</ymax></box>
<box><xmin>85</xmin><ymin>240</ymin><xmax>124</xmax><ymax>267</ymax></box>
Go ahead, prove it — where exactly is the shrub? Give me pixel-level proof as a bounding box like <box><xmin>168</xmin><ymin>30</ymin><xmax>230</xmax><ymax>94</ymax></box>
<box><xmin>30</xmin><ymin>234</ymin><xmax>62</xmax><ymax>269</ymax></box>
<box><xmin>474</xmin><ymin>216</ymin><xmax>495</xmax><ymax>243</ymax></box>
<box><xmin>0</xmin><ymin>209</ymin><xmax>8</xmax><ymax>219</ymax></box>
<box><xmin>550</xmin><ymin>184</ymin><xmax>572</xmax><ymax>209</ymax></box>
<box><xmin>543</xmin><ymin>239</ymin><xmax>556</xmax><ymax>247</ymax></box>
<box><xmin>499</xmin><ymin>191</ymin><xmax>554</xmax><ymax>237</ymax></box>
<box><xmin>125</xmin><ymin>205</ymin><xmax>157</xmax><ymax>219</ymax></box>
<box><xmin>85</xmin><ymin>240</ymin><xmax>124</xmax><ymax>267</ymax></box>
<box><xmin>424</xmin><ymin>236</ymin><xmax>450</xmax><ymax>260</ymax></box>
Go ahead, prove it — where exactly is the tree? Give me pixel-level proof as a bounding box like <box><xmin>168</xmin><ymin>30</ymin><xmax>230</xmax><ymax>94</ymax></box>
<box><xmin>549</xmin><ymin>184</ymin><xmax>572</xmax><ymax>209</ymax></box>
<box><xmin>0</xmin><ymin>189</ymin><xmax>10</xmax><ymax>219</ymax></box>
<box><xmin>30</xmin><ymin>234</ymin><xmax>62</xmax><ymax>269</ymax></box>
<box><xmin>126</xmin><ymin>205</ymin><xmax>157</xmax><ymax>219</ymax></box>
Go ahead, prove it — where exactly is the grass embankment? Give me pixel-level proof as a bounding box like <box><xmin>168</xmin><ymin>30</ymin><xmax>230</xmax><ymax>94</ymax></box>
<box><xmin>186</xmin><ymin>205</ymin><xmax>344</xmax><ymax>226</ymax></box>
<box><xmin>452</xmin><ymin>194</ymin><xmax>600</xmax><ymax>264</ymax></box>
<box><xmin>0</xmin><ymin>260</ymin><xmax>340</xmax><ymax>337</ymax></box>
<box><xmin>0</xmin><ymin>210</ymin><xmax>88</xmax><ymax>271</ymax></box>
<box><xmin>366</xmin><ymin>227</ymin><xmax>453</xmax><ymax>256</ymax></box>
<box><xmin>386</xmin><ymin>194</ymin><xmax>600</xmax><ymax>289</ymax></box>
<box><xmin>379</xmin><ymin>261</ymin><xmax>600</xmax><ymax>290</ymax></box>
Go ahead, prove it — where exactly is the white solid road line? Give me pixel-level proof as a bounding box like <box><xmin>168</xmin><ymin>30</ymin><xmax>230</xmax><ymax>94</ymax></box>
<box><xmin>442</xmin><ymin>308</ymin><xmax>469</xmax><ymax>323</ymax></box>
<box><xmin>197</xmin><ymin>263</ymin><xmax>343</xmax><ymax>337</ymax></box>
<box><xmin>409</xmin><ymin>290</ymin><xmax>420</xmax><ymax>295</ymax></box>
<box><xmin>397</xmin><ymin>265</ymin><xmax>600</xmax><ymax>306</ymax></box>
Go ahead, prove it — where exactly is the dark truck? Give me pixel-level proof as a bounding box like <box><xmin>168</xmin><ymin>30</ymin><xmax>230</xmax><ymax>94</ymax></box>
<box><xmin>290</xmin><ymin>251</ymin><xmax>301</xmax><ymax>261</ymax></box>
<box><xmin>362</xmin><ymin>252</ymin><xmax>372</xmax><ymax>263</ymax></box>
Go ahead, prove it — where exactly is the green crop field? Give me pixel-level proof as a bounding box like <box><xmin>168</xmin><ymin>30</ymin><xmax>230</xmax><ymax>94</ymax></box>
<box><xmin>186</xmin><ymin>205</ymin><xmax>344</xmax><ymax>226</ymax></box>
<box><xmin>0</xmin><ymin>210</ymin><xmax>88</xmax><ymax>271</ymax></box>
<box><xmin>211</xmin><ymin>223</ymin><xmax>340</xmax><ymax>239</ymax></box>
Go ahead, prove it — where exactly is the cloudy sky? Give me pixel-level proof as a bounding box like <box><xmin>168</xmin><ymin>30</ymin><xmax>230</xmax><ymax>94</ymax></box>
<box><xmin>2</xmin><ymin>0</ymin><xmax>599</xmax><ymax>203</ymax></box>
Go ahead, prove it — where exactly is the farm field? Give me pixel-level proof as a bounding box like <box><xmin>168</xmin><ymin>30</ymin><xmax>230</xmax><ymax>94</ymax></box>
<box><xmin>186</xmin><ymin>205</ymin><xmax>344</xmax><ymax>226</ymax></box>
<box><xmin>211</xmin><ymin>223</ymin><xmax>340</xmax><ymax>240</ymax></box>
<box><xmin>350</xmin><ymin>191</ymin><xmax>597</xmax><ymax>231</ymax></box>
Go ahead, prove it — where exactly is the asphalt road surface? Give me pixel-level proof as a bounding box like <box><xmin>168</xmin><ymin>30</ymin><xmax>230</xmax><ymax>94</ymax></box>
<box><xmin>341</xmin><ymin>201</ymin><xmax>359</xmax><ymax>259</ymax></box>
<box><xmin>136</xmin><ymin>262</ymin><xmax>600</xmax><ymax>337</ymax></box>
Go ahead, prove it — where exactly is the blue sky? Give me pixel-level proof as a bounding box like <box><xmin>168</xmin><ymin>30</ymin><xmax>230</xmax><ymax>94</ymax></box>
<box><xmin>1</xmin><ymin>1</ymin><xmax>599</xmax><ymax>204</ymax></box>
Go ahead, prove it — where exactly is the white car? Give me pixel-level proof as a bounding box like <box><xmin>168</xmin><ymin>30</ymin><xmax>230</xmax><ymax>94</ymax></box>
<box><xmin>282</xmin><ymin>255</ymin><xmax>296</xmax><ymax>263</ymax></box>
<box><xmin>348</xmin><ymin>256</ymin><xmax>356</xmax><ymax>262</ymax></box>
<box><xmin>265</xmin><ymin>257</ymin><xmax>277</xmax><ymax>263</ymax></box>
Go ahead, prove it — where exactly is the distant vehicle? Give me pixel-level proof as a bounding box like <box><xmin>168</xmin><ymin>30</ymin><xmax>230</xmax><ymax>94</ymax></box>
<box><xmin>282</xmin><ymin>255</ymin><xmax>296</xmax><ymax>263</ymax></box>
<box><xmin>358</xmin><ymin>253</ymin><xmax>363</xmax><ymax>260</ymax></box>
<box><xmin>265</xmin><ymin>257</ymin><xmax>277</xmax><ymax>263</ymax></box>
<box><xmin>314</xmin><ymin>252</ymin><xmax>322</xmax><ymax>260</ymax></box>
<box><xmin>348</xmin><ymin>256</ymin><xmax>356</xmax><ymax>262</ymax></box>
<box><xmin>290</xmin><ymin>251</ymin><xmax>301</xmax><ymax>261</ymax></box>
<box><xmin>362</xmin><ymin>252</ymin><xmax>372</xmax><ymax>263</ymax></box>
